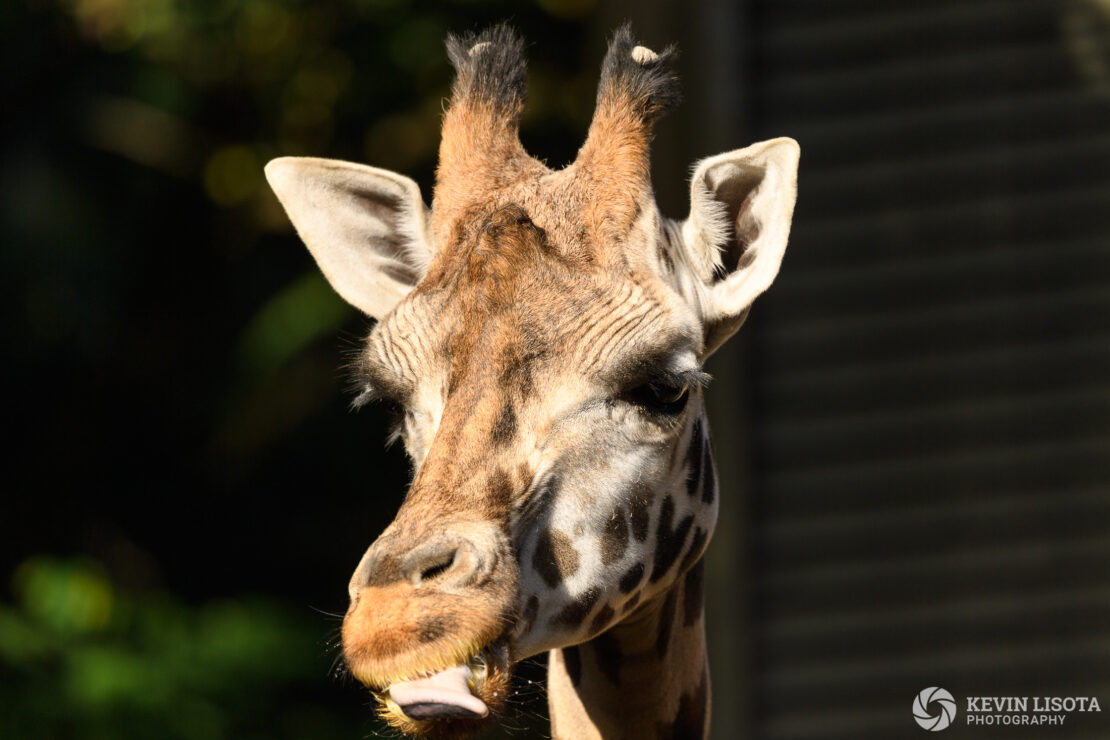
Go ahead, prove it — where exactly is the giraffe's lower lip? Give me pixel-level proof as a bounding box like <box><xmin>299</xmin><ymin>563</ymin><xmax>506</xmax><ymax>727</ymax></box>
<box><xmin>380</xmin><ymin>641</ymin><xmax>510</xmax><ymax>726</ymax></box>
<box><xmin>389</xmin><ymin>664</ymin><xmax>490</xmax><ymax>719</ymax></box>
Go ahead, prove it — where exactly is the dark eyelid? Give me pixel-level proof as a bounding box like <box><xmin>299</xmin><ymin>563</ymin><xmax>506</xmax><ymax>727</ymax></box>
<box><xmin>608</xmin><ymin>353</ymin><xmax>710</xmax><ymax>395</ymax></box>
<box><xmin>350</xmin><ymin>352</ymin><xmax>410</xmax><ymax>408</ymax></box>
<box><xmin>607</xmin><ymin>340</ymin><xmax>689</xmax><ymax>388</ymax></box>
<box><xmin>652</xmin><ymin>367</ymin><xmax>711</xmax><ymax>390</ymax></box>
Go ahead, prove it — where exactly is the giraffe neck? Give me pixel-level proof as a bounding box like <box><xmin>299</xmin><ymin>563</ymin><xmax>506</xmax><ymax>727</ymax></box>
<box><xmin>547</xmin><ymin>558</ymin><xmax>709</xmax><ymax>739</ymax></box>
<box><xmin>543</xmin><ymin>403</ymin><xmax>716</xmax><ymax>740</ymax></box>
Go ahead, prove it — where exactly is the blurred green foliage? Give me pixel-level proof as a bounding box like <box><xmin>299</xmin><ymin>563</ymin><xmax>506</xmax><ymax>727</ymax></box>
<box><xmin>236</xmin><ymin>272</ymin><xmax>350</xmax><ymax>379</ymax></box>
<box><xmin>1</xmin><ymin>557</ymin><xmax>358</xmax><ymax>739</ymax></box>
<box><xmin>13</xmin><ymin>0</ymin><xmax>597</xmax><ymax>402</ymax></box>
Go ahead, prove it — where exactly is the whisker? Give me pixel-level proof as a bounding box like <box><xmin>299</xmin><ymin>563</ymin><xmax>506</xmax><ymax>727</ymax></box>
<box><xmin>309</xmin><ymin>604</ymin><xmax>347</xmax><ymax>620</ymax></box>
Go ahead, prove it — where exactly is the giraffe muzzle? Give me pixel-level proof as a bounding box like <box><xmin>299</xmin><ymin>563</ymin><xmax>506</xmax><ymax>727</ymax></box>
<box><xmin>342</xmin><ymin>524</ymin><xmax>518</xmax><ymax>736</ymax></box>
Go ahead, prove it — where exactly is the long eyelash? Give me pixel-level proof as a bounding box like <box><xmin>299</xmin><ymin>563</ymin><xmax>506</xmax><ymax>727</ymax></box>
<box><xmin>384</xmin><ymin>416</ymin><xmax>405</xmax><ymax>449</ymax></box>
<box><xmin>340</xmin><ymin>344</ymin><xmax>377</xmax><ymax>410</ymax></box>
<box><xmin>658</xmin><ymin>368</ymin><xmax>712</xmax><ymax>389</ymax></box>
<box><xmin>350</xmin><ymin>382</ymin><xmax>380</xmax><ymax>410</ymax></box>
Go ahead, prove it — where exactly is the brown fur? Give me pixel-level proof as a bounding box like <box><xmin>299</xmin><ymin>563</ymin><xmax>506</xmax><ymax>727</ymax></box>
<box><xmin>337</xmin><ymin>24</ymin><xmax>713</xmax><ymax>740</ymax></box>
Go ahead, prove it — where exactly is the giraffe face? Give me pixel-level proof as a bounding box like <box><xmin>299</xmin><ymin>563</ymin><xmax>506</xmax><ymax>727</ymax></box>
<box><xmin>265</xmin><ymin>24</ymin><xmax>798</xmax><ymax>740</ymax></box>
<box><xmin>339</xmin><ymin>201</ymin><xmax>718</xmax><ymax>735</ymax></box>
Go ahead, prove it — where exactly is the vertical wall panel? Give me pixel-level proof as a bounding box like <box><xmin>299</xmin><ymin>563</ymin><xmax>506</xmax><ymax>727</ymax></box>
<box><xmin>747</xmin><ymin>1</ymin><xmax>1110</xmax><ymax>738</ymax></box>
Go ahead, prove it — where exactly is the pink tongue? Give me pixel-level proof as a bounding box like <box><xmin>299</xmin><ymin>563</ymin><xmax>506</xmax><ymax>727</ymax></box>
<box><xmin>388</xmin><ymin>665</ymin><xmax>489</xmax><ymax>718</ymax></box>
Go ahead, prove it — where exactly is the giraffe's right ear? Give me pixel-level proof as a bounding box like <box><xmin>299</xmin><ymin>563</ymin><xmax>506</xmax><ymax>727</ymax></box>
<box><xmin>681</xmin><ymin>138</ymin><xmax>800</xmax><ymax>356</ymax></box>
<box><xmin>265</xmin><ymin>157</ymin><xmax>433</xmax><ymax>320</ymax></box>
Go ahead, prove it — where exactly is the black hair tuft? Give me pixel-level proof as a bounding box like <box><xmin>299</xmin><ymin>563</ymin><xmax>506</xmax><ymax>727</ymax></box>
<box><xmin>445</xmin><ymin>23</ymin><xmax>528</xmax><ymax>116</ymax></box>
<box><xmin>598</xmin><ymin>22</ymin><xmax>681</xmax><ymax>123</ymax></box>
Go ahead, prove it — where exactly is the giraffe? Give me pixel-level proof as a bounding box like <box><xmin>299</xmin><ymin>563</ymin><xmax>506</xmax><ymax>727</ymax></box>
<box><xmin>265</xmin><ymin>24</ymin><xmax>798</xmax><ymax>740</ymax></box>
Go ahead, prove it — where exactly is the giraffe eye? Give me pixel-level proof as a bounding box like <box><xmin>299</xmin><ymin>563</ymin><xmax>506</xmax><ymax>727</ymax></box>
<box><xmin>381</xmin><ymin>398</ymin><xmax>413</xmax><ymax>449</ymax></box>
<box><xmin>651</xmin><ymin>382</ymin><xmax>689</xmax><ymax>408</ymax></box>
<box><xmin>382</xmin><ymin>397</ymin><xmax>405</xmax><ymax>420</ymax></box>
<box><xmin>631</xmin><ymin>381</ymin><xmax>690</xmax><ymax>415</ymax></box>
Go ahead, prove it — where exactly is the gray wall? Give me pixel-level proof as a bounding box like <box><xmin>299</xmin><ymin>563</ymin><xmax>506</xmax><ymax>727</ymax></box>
<box><xmin>597</xmin><ymin>1</ymin><xmax>1110</xmax><ymax>738</ymax></box>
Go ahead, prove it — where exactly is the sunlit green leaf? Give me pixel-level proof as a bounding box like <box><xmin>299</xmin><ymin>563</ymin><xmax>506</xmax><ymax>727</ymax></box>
<box><xmin>14</xmin><ymin>558</ymin><xmax>114</xmax><ymax>635</ymax></box>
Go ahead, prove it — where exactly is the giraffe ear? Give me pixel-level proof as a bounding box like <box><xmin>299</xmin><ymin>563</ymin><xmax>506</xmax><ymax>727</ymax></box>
<box><xmin>265</xmin><ymin>157</ymin><xmax>433</xmax><ymax>320</ymax></box>
<box><xmin>682</xmin><ymin>138</ymin><xmax>799</xmax><ymax>355</ymax></box>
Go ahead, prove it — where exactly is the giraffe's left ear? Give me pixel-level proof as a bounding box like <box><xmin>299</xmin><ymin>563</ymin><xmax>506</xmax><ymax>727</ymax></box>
<box><xmin>681</xmin><ymin>137</ymin><xmax>799</xmax><ymax>356</ymax></box>
<box><xmin>265</xmin><ymin>157</ymin><xmax>433</xmax><ymax>320</ymax></box>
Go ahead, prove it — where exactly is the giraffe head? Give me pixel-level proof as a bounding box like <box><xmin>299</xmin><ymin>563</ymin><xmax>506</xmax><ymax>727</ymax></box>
<box><xmin>266</xmin><ymin>24</ymin><xmax>798</xmax><ymax>738</ymax></box>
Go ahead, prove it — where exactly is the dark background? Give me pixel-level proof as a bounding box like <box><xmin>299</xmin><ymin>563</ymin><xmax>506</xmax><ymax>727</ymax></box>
<box><xmin>2</xmin><ymin>0</ymin><xmax>1108</xmax><ymax>739</ymax></box>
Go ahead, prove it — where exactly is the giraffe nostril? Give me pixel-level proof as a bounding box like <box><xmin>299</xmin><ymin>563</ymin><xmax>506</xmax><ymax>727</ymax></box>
<box><xmin>418</xmin><ymin>552</ymin><xmax>456</xmax><ymax>583</ymax></box>
<box><xmin>402</xmin><ymin>538</ymin><xmax>484</xmax><ymax>587</ymax></box>
<box><xmin>349</xmin><ymin>534</ymin><xmax>491</xmax><ymax>595</ymax></box>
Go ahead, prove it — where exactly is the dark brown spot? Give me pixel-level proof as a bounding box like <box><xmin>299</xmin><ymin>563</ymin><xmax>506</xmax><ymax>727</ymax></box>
<box><xmin>628</xmin><ymin>484</ymin><xmax>652</xmax><ymax>541</ymax></box>
<box><xmin>532</xmin><ymin>527</ymin><xmax>579</xmax><ymax>588</ymax></box>
<box><xmin>678</xmin><ymin>526</ymin><xmax>708</xmax><ymax>576</ymax></box>
<box><xmin>682</xmin><ymin>559</ymin><xmax>704</xmax><ymax>628</ymax></box>
<box><xmin>658</xmin><ymin>239</ymin><xmax>675</xmax><ymax>274</ymax></box>
<box><xmin>487</xmin><ymin>467</ymin><xmax>514</xmax><ymax>515</ymax></box>
<box><xmin>561</xmin><ymin>645</ymin><xmax>582</xmax><ymax>686</ymax></box>
<box><xmin>623</xmin><ymin>592</ymin><xmax>641</xmax><ymax>612</ymax></box>
<box><xmin>659</xmin><ymin>668</ymin><xmax>708</xmax><ymax>740</ymax></box>
<box><xmin>589</xmin><ymin>629</ymin><xmax>623</xmax><ymax>684</ymax></box>
<box><xmin>655</xmin><ymin>587</ymin><xmax>677</xmax><ymax>660</ymax></box>
<box><xmin>555</xmin><ymin>587</ymin><xmax>600</xmax><ymax>627</ymax></box>
<box><xmin>650</xmin><ymin>496</ymin><xmax>694</xmax><ymax>583</ymax></box>
<box><xmin>519</xmin><ymin>365</ymin><xmax>536</xmax><ymax>398</ymax></box>
<box><xmin>518</xmin><ymin>473</ymin><xmax>560</xmax><ymax>530</ymax></box>
<box><xmin>446</xmin><ymin>365</ymin><xmax>462</xmax><ymax>397</ymax></box>
<box><xmin>619</xmin><ymin>562</ymin><xmax>644</xmax><ymax>593</ymax></box>
<box><xmin>498</xmin><ymin>342</ymin><xmax>539</xmax><ymax>399</ymax></box>
<box><xmin>516</xmin><ymin>462</ymin><xmax>533</xmax><ymax>487</ymax></box>
<box><xmin>600</xmin><ymin>506</ymin><xmax>629</xmax><ymax>565</ymax></box>
<box><xmin>701</xmin><ymin>443</ymin><xmax>716</xmax><ymax>505</ymax></box>
<box><xmin>685</xmin><ymin>419</ymin><xmax>704</xmax><ymax>498</ymax></box>
<box><xmin>519</xmin><ymin>594</ymin><xmax>539</xmax><ymax>634</ymax></box>
<box><xmin>419</xmin><ymin>616</ymin><xmax>450</xmax><ymax>643</ymax></box>
<box><xmin>588</xmin><ymin>604</ymin><xmax>616</xmax><ymax>637</ymax></box>
<box><xmin>491</xmin><ymin>402</ymin><xmax>517</xmax><ymax>445</ymax></box>
<box><xmin>627</xmin><ymin>199</ymin><xmax>643</xmax><ymax>227</ymax></box>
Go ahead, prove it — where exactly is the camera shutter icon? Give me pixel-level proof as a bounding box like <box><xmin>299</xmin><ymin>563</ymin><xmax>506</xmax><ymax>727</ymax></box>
<box><xmin>913</xmin><ymin>687</ymin><xmax>957</xmax><ymax>731</ymax></box>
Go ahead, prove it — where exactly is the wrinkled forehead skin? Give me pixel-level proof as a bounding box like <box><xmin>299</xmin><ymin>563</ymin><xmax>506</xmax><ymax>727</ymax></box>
<box><xmin>364</xmin><ymin>180</ymin><xmax>703</xmax><ymax>479</ymax></box>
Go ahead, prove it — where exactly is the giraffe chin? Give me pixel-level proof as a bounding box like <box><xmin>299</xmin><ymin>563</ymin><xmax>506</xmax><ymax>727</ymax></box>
<box><xmin>373</xmin><ymin>644</ymin><xmax>512</xmax><ymax>739</ymax></box>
